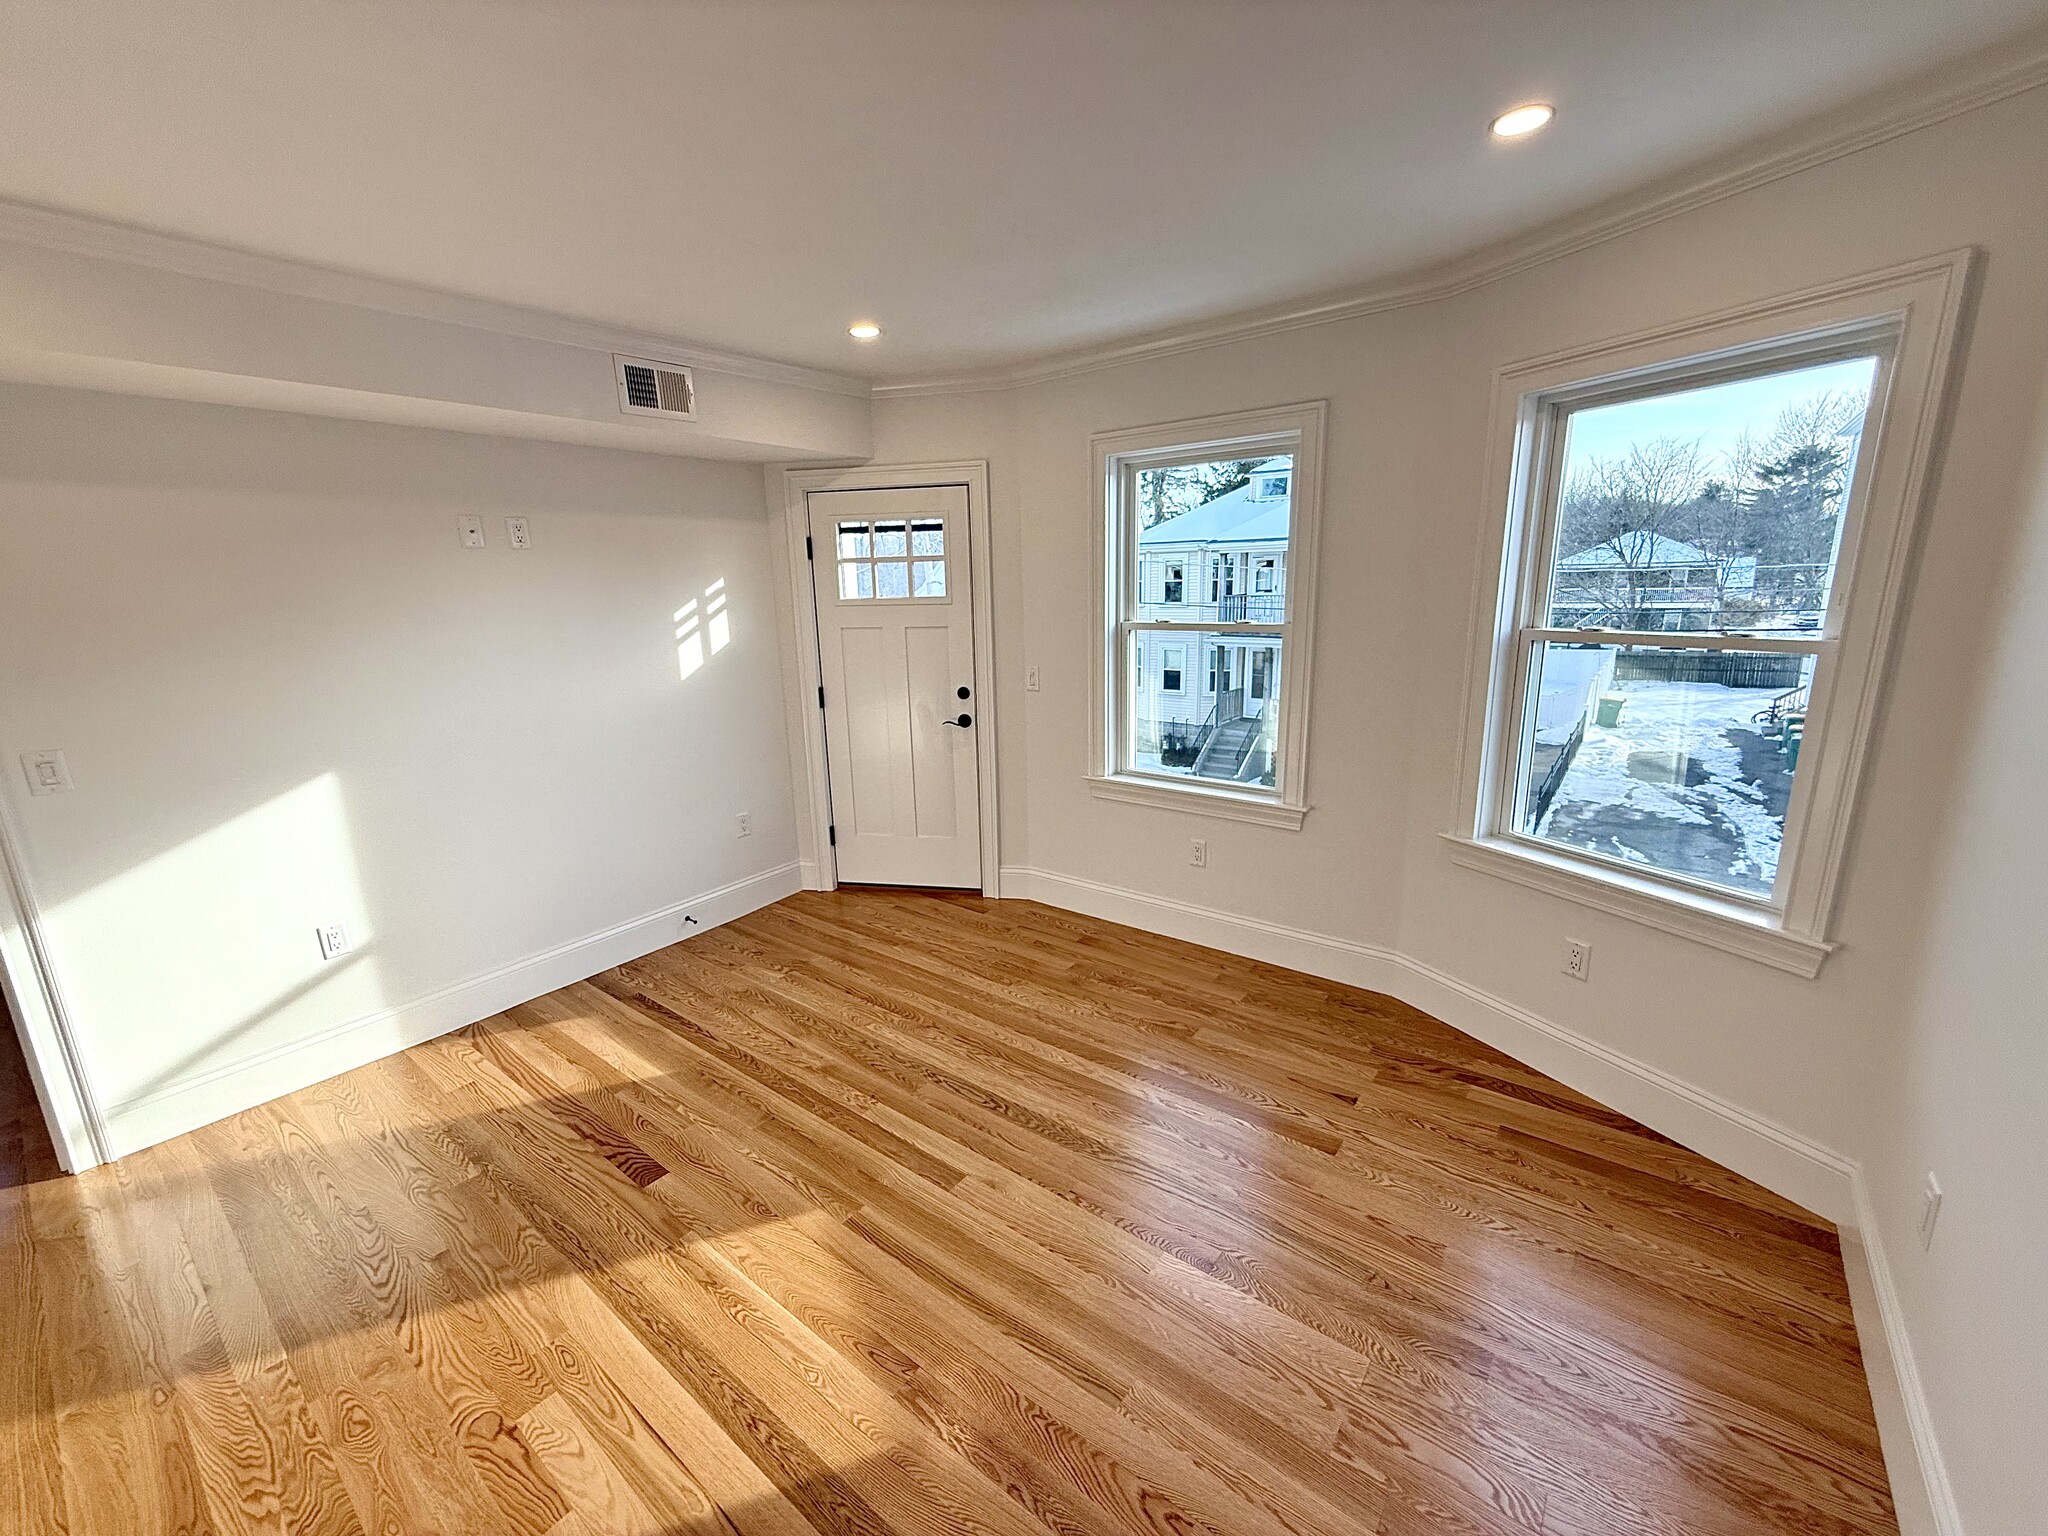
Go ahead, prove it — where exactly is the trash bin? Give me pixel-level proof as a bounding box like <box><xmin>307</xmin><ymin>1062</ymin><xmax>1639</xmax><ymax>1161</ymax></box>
<box><xmin>1595</xmin><ymin>695</ymin><xmax>1626</xmax><ymax>729</ymax></box>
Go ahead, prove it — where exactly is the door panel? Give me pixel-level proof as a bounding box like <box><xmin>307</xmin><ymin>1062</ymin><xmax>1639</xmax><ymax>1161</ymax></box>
<box><xmin>809</xmin><ymin>486</ymin><xmax>980</xmax><ymax>887</ymax></box>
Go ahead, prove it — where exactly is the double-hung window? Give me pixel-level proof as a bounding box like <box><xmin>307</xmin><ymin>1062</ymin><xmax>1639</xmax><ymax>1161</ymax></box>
<box><xmin>1091</xmin><ymin>403</ymin><xmax>1325</xmax><ymax>828</ymax></box>
<box><xmin>1452</xmin><ymin>256</ymin><xmax>1974</xmax><ymax>974</ymax></box>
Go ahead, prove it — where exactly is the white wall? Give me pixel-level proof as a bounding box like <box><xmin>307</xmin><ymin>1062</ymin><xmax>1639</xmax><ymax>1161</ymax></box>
<box><xmin>866</xmin><ymin>83</ymin><xmax>2048</xmax><ymax>1531</ymax></box>
<box><xmin>0</xmin><ymin>385</ymin><xmax>800</xmax><ymax>1155</ymax></box>
<box><xmin>1867</xmin><ymin>378</ymin><xmax>2048</xmax><ymax>1535</ymax></box>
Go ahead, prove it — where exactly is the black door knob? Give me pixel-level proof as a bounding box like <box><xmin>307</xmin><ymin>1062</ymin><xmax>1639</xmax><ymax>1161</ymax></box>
<box><xmin>956</xmin><ymin>685</ymin><xmax>971</xmax><ymax>700</ymax></box>
<box><xmin>944</xmin><ymin>713</ymin><xmax>973</xmax><ymax>728</ymax></box>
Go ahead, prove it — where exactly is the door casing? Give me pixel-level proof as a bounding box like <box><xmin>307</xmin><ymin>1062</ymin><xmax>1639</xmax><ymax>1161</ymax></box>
<box><xmin>778</xmin><ymin>462</ymin><xmax>1001</xmax><ymax>897</ymax></box>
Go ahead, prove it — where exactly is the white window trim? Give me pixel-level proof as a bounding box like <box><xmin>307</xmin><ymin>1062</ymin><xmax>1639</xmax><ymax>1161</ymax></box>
<box><xmin>1448</xmin><ymin>250</ymin><xmax>1978</xmax><ymax>977</ymax></box>
<box><xmin>1089</xmin><ymin>401</ymin><xmax>1326</xmax><ymax>830</ymax></box>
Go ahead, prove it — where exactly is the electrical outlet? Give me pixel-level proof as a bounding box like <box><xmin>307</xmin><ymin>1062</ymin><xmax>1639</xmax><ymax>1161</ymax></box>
<box><xmin>1919</xmin><ymin>1172</ymin><xmax>1944</xmax><ymax>1249</ymax></box>
<box><xmin>1026</xmin><ymin>666</ymin><xmax>1042</xmax><ymax>692</ymax></box>
<box><xmin>1562</xmin><ymin>937</ymin><xmax>1591</xmax><ymax>981</ymax></box>
<box><xmin>457</xmin><ymin>515</ymin><xmax>486</xmax><ymax>548</ymax></box>
<box><xmin>735</xmin><ymin>810</ymin><xmax>751</xmax><ymax>838</ymax></box>
<box><xmin>505</xmin><ymin>516</ymin><xmax>532</xmax><ymax>550</ymax></box>
<box><xmin>316</xmin><ymin>923</ymin><xmax>351</xmax><ymax>962</ymax></box>
<box><xmin>1189</xmin><ymin>838</ymin><xmax>1208</xmax><ymax>869</ymax></box>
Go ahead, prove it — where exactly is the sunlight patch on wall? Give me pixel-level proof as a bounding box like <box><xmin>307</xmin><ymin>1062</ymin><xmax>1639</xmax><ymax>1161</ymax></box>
<box><xmin>675</xmin><ymin>577</ymin><xmax>732</xmax><ymax>681</ymax></box>
<box><xmin>43</xmin><ymin>771</ymin><xmax>383</xmax><ymax>1109</ymax></box>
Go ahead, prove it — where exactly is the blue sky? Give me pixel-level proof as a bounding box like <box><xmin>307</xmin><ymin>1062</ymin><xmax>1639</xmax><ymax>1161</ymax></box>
<box><xmin>1562</xmin><ymin>356</ymin><xmax>1878</xmax><ymax>479</ymax></box>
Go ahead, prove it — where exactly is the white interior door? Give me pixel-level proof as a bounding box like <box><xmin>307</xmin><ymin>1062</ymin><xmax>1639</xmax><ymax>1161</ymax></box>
<box><xmin>808</xmin><ymin>486</ymin><xmax>981</xmax><ymax>887</ymax></box>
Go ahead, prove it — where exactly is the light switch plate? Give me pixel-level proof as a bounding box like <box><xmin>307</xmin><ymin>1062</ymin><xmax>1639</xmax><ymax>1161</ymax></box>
<box><xmin>20</xmin><ymin>750</ymin><xmax>73</xmax><ymax>796</ymax></box>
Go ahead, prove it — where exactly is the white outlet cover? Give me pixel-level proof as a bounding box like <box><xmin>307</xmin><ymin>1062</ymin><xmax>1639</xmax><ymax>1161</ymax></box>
<box><xmin>505</xmin><ymin>516</ymin><xmax>532</xmax><ymax>549</ymax></box>
<box><xmin>316</xmin><ymin>923</ymin><xmax>352</xmax><ymax>962</ymax></box>
<box><xmin>1563</xmin><ymin>938</ymin><xmax>1592</xmax><ymax>980</ymax></box>
<box><xmin>20</xmin><ymin>749</ymin><xmax>73</xmax><ymax>795</ymax></box>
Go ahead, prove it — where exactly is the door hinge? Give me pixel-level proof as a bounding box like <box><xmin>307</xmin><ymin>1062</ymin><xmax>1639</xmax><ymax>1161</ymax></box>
<box><xmin>805</xmin><ymin>535</ymin><xmax>814</xmax><ymax>560</ymax></box>
<box><xmin>827</xmin><ymin>824</ymin><xmax>836</xmax><ymax>847</ymax></box>
<box><xmin>817</xmin><ymin>685</ymin><xmax>826</xmax><ymax>710</ymax></box>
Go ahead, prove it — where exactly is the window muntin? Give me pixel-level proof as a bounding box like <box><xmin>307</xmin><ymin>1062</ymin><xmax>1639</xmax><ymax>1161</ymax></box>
<box><xmin>1501</xmin><ymin>349</ymin><xmax>1881</xmax><ymax>905</ymax></box>
<box><xmin>835</xmin><ymin>517</ymin><xmax>947</xmax><ymax>602</ymax></box>
<box><xmin>1117</xmin><ymin>451</ymin><xmax>1294</xmax><ymax>792</ymax></box>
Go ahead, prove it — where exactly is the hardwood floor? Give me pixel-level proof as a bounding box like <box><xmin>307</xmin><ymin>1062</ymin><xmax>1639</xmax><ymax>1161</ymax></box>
<box><xmin>0</xmin><ymin>889</ymin><xmax>1896</xmax><ymax>1535</ymax></box>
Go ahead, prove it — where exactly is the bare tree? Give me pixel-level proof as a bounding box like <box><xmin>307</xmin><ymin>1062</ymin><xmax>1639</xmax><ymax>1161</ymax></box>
<box><xmin>1555</xmin><ymin>437</ymin><xmax>1709</xmax><ymax>626</ymax></box>
<box><xmin>1139</xmin><ymin>458</ymin><xmax>1275</xmax><ymax>528</ymax></box>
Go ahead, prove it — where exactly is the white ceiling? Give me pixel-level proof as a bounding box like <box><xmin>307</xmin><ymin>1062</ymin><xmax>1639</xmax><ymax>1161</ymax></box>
<box><xmin>3</xmin><ymin>1</ymin><xmax>2044</xmax><ymax>381</ymax></box>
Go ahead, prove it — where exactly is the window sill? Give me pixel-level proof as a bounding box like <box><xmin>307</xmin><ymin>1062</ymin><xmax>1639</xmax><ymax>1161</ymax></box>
<box><xmin>1088</xmin><ymin>775</ymin><xmax>1307</xmax><ymax>830</ymax></box>
<box><xmin>1439</xmin><ymin>833</ymin><xmax>1833</xmax><ymax>978</ymax></box>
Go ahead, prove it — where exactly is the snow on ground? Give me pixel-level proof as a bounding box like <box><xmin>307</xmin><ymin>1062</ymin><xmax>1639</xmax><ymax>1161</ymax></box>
<box><xmin>1534</xmin><ymin>678</ymin><xmax>1794</xmax><ymax>896</ymax></box>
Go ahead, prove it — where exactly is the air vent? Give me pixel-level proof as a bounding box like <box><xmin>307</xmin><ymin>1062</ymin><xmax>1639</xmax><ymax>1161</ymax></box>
<box><xmin>613</xmin><ymin>354</ymin><xmax>697</xmax><ymax>420</ymax></box>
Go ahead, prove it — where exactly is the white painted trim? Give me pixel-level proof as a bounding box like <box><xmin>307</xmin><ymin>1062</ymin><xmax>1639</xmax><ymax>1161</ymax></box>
<box><xmin>778</xmin><ymin>463</ymin><xmax>1003</xmax><ymax>898</ymax></box>
<box><xmin>1449</xmin><ymin>250</ymin><xmax>1978</xmax><ymax>974</ymax></box>
<box><xmin>1839</xmin><ymin>1174</ymin><xmax>1964</xmax><ymax>1536</ymax></box>
<box><xmin>1442</xmin><ymin>834</ymin><xmax>1833</xmax><ymax>978</ymax></box>
<box><xmin>1085</xmin><ymin>775</ymin><xmax>1307</xmax><ymax>830</ymax></box>
<box><xmin>875</xmin><ymin>39</ymin><xmax>2047</xmax><ymax>397</ymax></box>
<box><xmin>998</xmin><ymin>863</ymin><xmax>1857</xmax><ymax>1223</ymax></box>
<box><xmin>99</xmin><ymin>861</ymin><xmax>802</xmax><ymax>1158</ymax></box>
<box><xmin>0</xmin><ymin>199</ymin><xmax>870</xmax><ymax>400</ymax></box>
<box><xmin>0</xmin><ymin>792</ymin><xmax>108</xmax><ymax>1170</ymax></box>
<box><xmin>1089</xmin><ymin>403</ymin><xmax>1325</xmax><ymax>826</ymax></box>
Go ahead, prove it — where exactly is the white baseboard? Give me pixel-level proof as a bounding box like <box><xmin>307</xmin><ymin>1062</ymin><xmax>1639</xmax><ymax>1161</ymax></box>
<box><xmin>1001</xmin><ymin>864</ymin><xmax>1856</xmax><ymax>1222</ymax></box>
<box><xmin>101</xmin><ymin>861</ymin><xmax>802</xmax><ymax>1157</ymax></box>
<box><xmin>1841</xmin><ymin>1175</ymin><xmax>1963</xmax><ymax>1536</ymax></box>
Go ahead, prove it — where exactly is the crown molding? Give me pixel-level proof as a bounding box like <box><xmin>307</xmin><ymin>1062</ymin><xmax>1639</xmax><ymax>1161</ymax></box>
<box><xmin>874</xmin><ymin>33</ymin><xmax>2048</xmax><ymax>398</ymax></box>
<box><xmin>0</xmin><ymin>200</ymin><xmax>874</xmax><ymax>399</ymax></box>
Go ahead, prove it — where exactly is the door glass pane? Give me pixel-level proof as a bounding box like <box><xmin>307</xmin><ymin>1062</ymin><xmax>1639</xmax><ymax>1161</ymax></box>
<box><xmin>1517</xmin><ymin>642</ymin><xmax>1817</xmax><ymax>899</ymax></box>
<box><xmin>875</xmin><ymin>560</ymin><xmax>910</xmax><ymax>599</ymax></box>
<box><xmin>872</xmin><ymin>520</ymin><xmax>909</xmax><ymax>558</ymax></box>
<box><xmin>1135</xmin><ymin>454</ymin><xmax>1291</xmax><ymax>624</ymax></box>
<box><xmin>910</xmin><ymin>519</ymin><xmax>945</xmax><ymax>557</ymax></box>
<box><xmin>836</xmin><ymin>522</ymin><xmax>871</xmax><ymax>559</ymax></box>
<box><xmin>1128</xmin><ymin>630</ymin><xmax>1281</xmax><ymax>790</ymax></box>
<box><xmin>911</xmin><ymin>560</ymin><xmax>947</xmax><ymax>598</ymax></box>
<box><xmin>837</xmin><ymin>560</ymin><xmax>873</xmax><ymax>600</ymax></box>
<box><xmin>1547</xmin><ymin>357</ymin><xmax>1878</xmax><ymax>636</ymax></box>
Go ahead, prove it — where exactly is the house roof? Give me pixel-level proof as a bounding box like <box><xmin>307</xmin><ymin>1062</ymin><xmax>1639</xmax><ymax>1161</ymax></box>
<box><xmin>1557</xmin><ymin>531</ymin><xmax>1712</xmax><ymax>569</ymax></box>
<box><xmin>1139</xmin><ymin>458</ymin><xmax>1291</xmax><ymax>549</ymax></box>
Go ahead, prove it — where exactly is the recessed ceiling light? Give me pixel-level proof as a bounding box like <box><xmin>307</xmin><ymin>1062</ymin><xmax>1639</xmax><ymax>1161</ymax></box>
<box><xmin>848</xmin><ymin>322</ymin><xmax>882</xmax><ymax>340</ymax></box>
<box><xmin>1490</xmin><ymin>102</ymin><xmax>1555</xmax><ymax>139</ymax></box>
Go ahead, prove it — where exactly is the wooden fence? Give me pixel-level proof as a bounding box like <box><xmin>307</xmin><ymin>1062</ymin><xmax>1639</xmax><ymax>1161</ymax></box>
<box><xmin>1612</xmin><ymin>650</ymin><xmax>1806</xmax><ymax>688</ymax></box>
